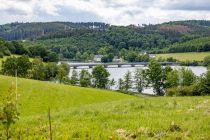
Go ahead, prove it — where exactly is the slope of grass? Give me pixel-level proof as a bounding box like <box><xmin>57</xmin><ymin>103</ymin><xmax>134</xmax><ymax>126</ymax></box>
<box><xmin>0</xmin><ymin>75</ymin><xmax>130</xmax><ymax>116</ymax></box>
<box><xmin>0</xmin><ymin>75</ymin><xmax>210</xmax><ymax>139</ymax></box>
<box><xmin>156</xmin><ymin>52</ymin><xmax>210</xmax><ymax>61</ymax></box>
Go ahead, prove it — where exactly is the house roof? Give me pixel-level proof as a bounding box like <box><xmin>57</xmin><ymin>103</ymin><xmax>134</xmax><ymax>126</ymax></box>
<box><xmin>94</xmin><ymin>55</ymin><xmax>103</xmax><ymax>58</ymax></box>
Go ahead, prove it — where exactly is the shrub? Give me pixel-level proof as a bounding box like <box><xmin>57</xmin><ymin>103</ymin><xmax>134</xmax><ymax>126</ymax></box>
<box><xmin>180</xmin><ymin>60</ymin><xmax>199</xmax><ymax>66</ymax></box>
<box><xmin>0</xmin><ymin>52</ymin><xmax>4</xmax><ymax>58</ymax></box>
<box><xmin>177</xmin><ymin>86</ymin><xmax>194</xmax><ymax>96</ymax></box>
<box><xmin>165</xmin><ymin>88</ymin><xmax>178</xmax><ymax>96</ymax></box>
<box><xmin>203</xmin><ymin>56</ymin><xmax>210</xmax><ymax>66</ymax></box>
<box><xmin>166</xmin><ymin>85</ymin><xmax>200</xmax><ymax>96</ymax></box>
<box><xmin>3</xmin><ymin>50</ymin><xmax>11</xmax><ymax>56</ymax></box>
<box><xmin>166</xmin><ymin>57</ymin><xmax>177</xmax><ymax>62</ymax></box>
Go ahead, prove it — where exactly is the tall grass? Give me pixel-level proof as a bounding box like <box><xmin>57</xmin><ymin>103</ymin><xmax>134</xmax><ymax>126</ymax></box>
<box><xmin>0</xmin><ymin>75</ymin><xmax>210</xmax><ymax>139</ymax></box>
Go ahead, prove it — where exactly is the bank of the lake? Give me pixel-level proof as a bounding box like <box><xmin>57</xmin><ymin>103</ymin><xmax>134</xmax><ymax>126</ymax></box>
<box><xmin>68</xmin><ymin>62</ymin><xmax>207</xmax><ymax>94</ymax></box>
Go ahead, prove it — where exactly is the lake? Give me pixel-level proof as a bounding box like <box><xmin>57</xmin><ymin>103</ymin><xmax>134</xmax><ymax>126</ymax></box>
<box><xmin>68</xmin><ymin>63</ymin><xmax>207</xmax><ymax>94</ymax></box>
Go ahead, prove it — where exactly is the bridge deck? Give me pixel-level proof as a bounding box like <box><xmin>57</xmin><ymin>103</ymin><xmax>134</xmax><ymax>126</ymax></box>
<box><xmin>65</xmin><ymin>62</ymin><xmax>179</xmax><ymax>69</ymax></box>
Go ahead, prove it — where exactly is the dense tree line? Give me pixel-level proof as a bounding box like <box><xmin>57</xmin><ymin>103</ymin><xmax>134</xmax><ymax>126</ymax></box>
<box><xmin>68</xmin><ymin>60</ymin><xmax>210</xmax><ymax>96</ymax></box>
<box><xmin>1</xmin><ymin>56</ymin><xmax>111</xmax><ymax>89</ymax></box>
<box><xmin>1</xmin><ymin>56</ymin><xmax>210</xmax><ymax>96</ymax></box>
<box><xmin>69</xmin><ymin>66</ymin><xmax>111</xmax><ymax>89</ymax></box>
<box><xmin>168</xmin><ymin>37</ymin><xmax>210</xmax><ymax>53</ymax></box>
<box><xmin>0</xmin><ymin>22</ymin><xmax>109</xmax><ymax>40</ymax></box>
<box><xmin>1</xmin><ymin>56</ymin><xmax>69</xmax><ymax>82</ymax></box>
<box><xmin>117</xmin><ymin>60</ymin><xmax>210</xmax><ymax>96</ymax></box>
<box><xmin>0</xmin><ymin>39</ymin><xmax>58</xmax><ymax>62</ymax></box>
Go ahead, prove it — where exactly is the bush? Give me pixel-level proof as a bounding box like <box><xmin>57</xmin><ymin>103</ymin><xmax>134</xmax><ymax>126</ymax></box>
<box><xmin>203</xmin><ymin>56</ymin><xmax>210</xmax><ymax>66</ymax></box>
<box><xmin>180</xmin><ymin>60</ymin><xmax>199</xmax><ymax>66</ymax></box>
<box><xmin>177</xmin><ymin>86</ymin><xmax>194</xmax><ymax>96</ymax></box>
<box><xmin>3</xmin><ymin>50</ymin><xmax>11</xmax><ymax>56</ymax></box>
<box><xmin>166</xmin><ymin>57</ymin><xmax>177</xmax><ymax>62</ymax></box>
<box><xmin>166</xmin><ymin>85</ymin><xmax>200</xmax><ymax>96</ymax></box>
<box><xmin>165</xmin><ymin>88</ymin><xmax>178</xmax><ymax>96</ymax></box>
<box><xmin>0</xmin><ymin>52</ymin><xmax>4</xmax><ymax>58</ymax></box>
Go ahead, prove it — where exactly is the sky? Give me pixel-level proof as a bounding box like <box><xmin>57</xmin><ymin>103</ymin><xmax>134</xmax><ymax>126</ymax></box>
<box><xmin>0</xmin><ymin>0</ymin><xmax>210</xmax><ymax>25</ymax></box>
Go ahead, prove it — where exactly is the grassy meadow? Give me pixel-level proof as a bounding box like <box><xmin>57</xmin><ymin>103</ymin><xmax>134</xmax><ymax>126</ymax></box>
<box><xmin>156</xmin><ymin>52</ymin><xmax>210</xmax><ymax>61</ymax></box>
<box><xmin>0</xmin><ymin>75</ymin><xmax>210</xmax><ymax>139</ymax></box>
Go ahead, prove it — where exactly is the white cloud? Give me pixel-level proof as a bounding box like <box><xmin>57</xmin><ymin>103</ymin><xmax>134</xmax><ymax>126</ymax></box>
<box><xmin>0</xmin><ymin>0</ymin><xmax>210</xmax><ymax>25</ymax></box>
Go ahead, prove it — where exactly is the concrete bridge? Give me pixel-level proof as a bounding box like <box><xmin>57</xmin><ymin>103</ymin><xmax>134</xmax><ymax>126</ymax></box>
<box><xmin>68</xmin><ymin>62</ymin><xmax>179</xmax><ymax>69</ymax></box>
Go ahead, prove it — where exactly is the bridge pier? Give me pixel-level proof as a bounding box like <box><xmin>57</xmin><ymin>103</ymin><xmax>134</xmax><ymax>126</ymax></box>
<box><xmin>131</xmin><ymin>64</ymin><xmax>135</xmax><ymax>67</ymax></box>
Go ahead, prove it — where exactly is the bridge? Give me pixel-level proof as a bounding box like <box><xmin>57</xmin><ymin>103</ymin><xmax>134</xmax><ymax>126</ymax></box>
<box><xmin>67</xmin><ymin>62</ymin><xmax>179</xmax><ymax>69</ymax></box>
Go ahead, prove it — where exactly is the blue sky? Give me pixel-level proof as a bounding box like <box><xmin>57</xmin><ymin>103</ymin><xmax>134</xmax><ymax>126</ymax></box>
<box><xmin>0</xmin><ymin>0</ymin><xmax>210</xmax><ymax>25</ymax></box>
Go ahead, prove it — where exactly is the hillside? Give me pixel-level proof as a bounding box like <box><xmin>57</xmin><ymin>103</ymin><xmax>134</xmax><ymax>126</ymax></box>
<box><xmin>168</xmin><ymin>37</ymin><xmax>210</xmax><ymax>53</ymax></box>
<box><xmin>1</xmin><ymin>20</ymin><xmax>210</xmax><ymax>61</ymax></box>
<box><xmin>0</xmin><ymin>75</ymin><xmax>130</xmax><ymax>116</ymax></box>
<box><xmin>1</xmin><ymin>20</ymin><xmax>210</xmax><ymax>41</ymax></box>
<box><xmin>0</xmin><ymin>22</ymin><xmax>109</xmax><ymax>40</ymax></box>
<box><xmin>0</xmin><ymin>75</ymin><xmax>210</xmax><ymax>139</ymax></box>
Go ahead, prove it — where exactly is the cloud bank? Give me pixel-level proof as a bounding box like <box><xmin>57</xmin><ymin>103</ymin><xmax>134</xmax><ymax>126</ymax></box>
<box><xmin>0</xmin><ymin>0</ymin><xmax>210</xmax><ymax>25</ymax></box>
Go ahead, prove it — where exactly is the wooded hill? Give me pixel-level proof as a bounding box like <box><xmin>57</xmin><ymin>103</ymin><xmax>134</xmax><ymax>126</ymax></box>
<box><xmin>0</xmin><ymin>22</ymin><xmax>109</xmax><ymax>40</ymax></box>
<box><xmin>0</xmin><ymin>20</ymin><xmax>210</xmax><ymax>61</ymax></box>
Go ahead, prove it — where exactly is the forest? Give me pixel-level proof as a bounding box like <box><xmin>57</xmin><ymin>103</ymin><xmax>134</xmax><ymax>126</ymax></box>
<box><xmin>1</xmin><ymin>20</ymin><xmax>210</xmax><ymax>62</ymax></box>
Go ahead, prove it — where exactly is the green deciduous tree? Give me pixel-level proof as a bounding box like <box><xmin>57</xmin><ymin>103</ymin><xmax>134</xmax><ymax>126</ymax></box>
<box><xmin>31</xmin><ymin>58</ymin><xmax>46</xmax><ymax>80</ymax></box>
<box><xmin>203</xmin><ymin>56</ymin><xmax>210</xmax><ymax>66</ymax></box>
<box><xmin>70</xmin><ymin>70</ymin><xmax>79</xmax><ymax>85</ymax></box>
<box><xmin>92</xmin><ymin>65</ymin><xmax>110</xmax><ymax>89</ymax></box>
<box><xmin>108</xmin><ymin>78</ymin><xmax>116</xmax><ymax>90</ymax></box>
<box><xmin>145</xmin><ymin>59</ymin><xmax>165</xmax><ymax>96</ymax></box>
<box><xmin>197</xmin><ymin>67</ymin><xmax>210</xmax><ymax>95</ymax></box>
<box><xmin>118</xmin><ymin>78</ymin><xmax>124</xmax><ymax>91</ymax></box>
<box><xmin>166</xmin><ymin>70</ymin><xmax>179</xmax><ymax>88</ymax></box>
<box><xmin>2</xmin><ymin>55</ymin><xmax>31</xmax><ymax>78</ymax></box>
<box><xmin>56</xmin><ymin>63</ymin><xmax>70</xmax><ymax>83</ymax></box>
<box><xmin>123</xmin><ymin>71</ymin><xmax>133</xmax><ymax>92</ymax></box>
<box><xmin>45</xmin><ymin>62</ymin><xmax>58</xmax><ymax>81</ymax></box>
<box><xmin>79</xmin><ymin>70</ymin><xmax>92</xmax><ymax>87</ymax></box>
<box><xmin>134</xmin><ymin>68</ymin><xmax>145</xmax><ymax>93</ymax></box>
<box><xmin>180</xmin><ymin>68</ymin><xmax>196</xmax><ymax>86</ymax></box>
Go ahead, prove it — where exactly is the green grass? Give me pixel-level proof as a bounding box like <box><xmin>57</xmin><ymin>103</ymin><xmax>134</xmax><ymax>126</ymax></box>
<box><xmin>156</xmin><ymin>52</ymin><xmax>210</xmax><ymax>61</ymax></box>
<box><xmin>0</xmin><ymin>75</ymin><xmax>210</xmax><ymax>139</ymax></box>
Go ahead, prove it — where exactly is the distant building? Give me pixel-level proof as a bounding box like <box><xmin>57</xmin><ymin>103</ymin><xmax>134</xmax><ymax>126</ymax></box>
<box><xmin>89</xmin><ymin>23</ymin><xmax>100</xmax><ymax>29</ymax></box>
<box><xmin>149</xmin><ymin>54</ymin><xmax>156</xmax><ymax>58</ymax></box>
<box><xmin>93</xmin><ymin>55</ymin><xmax>103</xmax><ymax>62</ymax></box>
<box><xmin>139</xmin><ymin>52</ymin><xmax>147</xmax><ymax>55</ymax></box>
<box><xmin>113</xmin><ymin>56</ymin><xmax>123</xmax><ymax>62</ymax></box>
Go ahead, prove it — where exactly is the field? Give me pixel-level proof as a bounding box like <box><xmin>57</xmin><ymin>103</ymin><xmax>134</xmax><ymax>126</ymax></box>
<box><xmin>0</xmin><ymin>75</ymin><xmax>210</xmax><ymax>139</ymax></box>
<box><xmin>156</xmin><ymin>52</ymin><xmax>210</xmax><ymax>61</ymax></box>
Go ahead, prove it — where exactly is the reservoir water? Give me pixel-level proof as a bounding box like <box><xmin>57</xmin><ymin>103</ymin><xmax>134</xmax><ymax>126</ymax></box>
<box><xmin>68</xmin><ymin>63</ymin><xmax>207</xmax><ymax>94</ymax></box>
